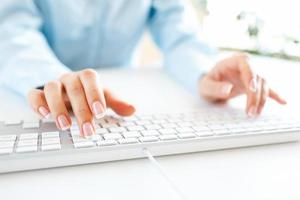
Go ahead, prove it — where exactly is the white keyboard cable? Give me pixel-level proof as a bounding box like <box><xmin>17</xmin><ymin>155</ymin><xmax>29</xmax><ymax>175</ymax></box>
<box><xmin>143</xmin><ymin>148</ymin><xmax>190</xmax><ymax>200</ymax></box>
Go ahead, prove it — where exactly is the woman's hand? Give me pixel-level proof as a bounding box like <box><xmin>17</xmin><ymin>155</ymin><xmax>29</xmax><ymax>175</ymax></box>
<box><xmin>28</xmin><ymin>69</ymin><xmax>135</xmax><ymax>137</ymax></box>
<box><xmin>199</xmin><ymin>53</ymin><xmax>286</xmax><ymax>116</ymax></box>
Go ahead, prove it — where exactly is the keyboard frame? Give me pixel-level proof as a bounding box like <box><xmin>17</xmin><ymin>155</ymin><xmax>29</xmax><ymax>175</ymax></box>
<box><xmin>0</xmin><ymin>127</ymin><xmax>299</xmax><ymax>173</ymax></box>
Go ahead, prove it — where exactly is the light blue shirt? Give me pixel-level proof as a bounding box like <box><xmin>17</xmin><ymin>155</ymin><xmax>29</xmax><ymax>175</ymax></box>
<box><xmin>0</xmin><ymin>0</ymin><xmax>216</xmax><ymax>98</ymax></box>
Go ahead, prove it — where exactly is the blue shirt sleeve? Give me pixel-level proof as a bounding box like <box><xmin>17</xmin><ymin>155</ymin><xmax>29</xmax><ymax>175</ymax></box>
<box><xmin>0</xmin><ymin>0</ymin><xmax>70</xmax><ymax>98</ymax></box>
<box><xmin>148</xmin><ymin>0</ymin><xmax>218</xmax><ymax>94</ymax></box>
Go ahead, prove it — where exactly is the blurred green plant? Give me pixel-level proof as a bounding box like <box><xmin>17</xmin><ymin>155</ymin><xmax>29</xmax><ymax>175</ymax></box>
<box><xmin>237</xmin><ymin>11</ymin><xmax>264</xmax><ymax>50</ymax></box>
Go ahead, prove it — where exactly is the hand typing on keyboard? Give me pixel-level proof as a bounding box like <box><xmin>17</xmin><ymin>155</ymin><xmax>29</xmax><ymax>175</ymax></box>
<box><xmin>199</xmin><ymin>53</ymin><xmax>286</xmax><ymax>116</ymax></box>
<box><xmin>27</xmin><ymin>69</ymin><xmax>135</xmax><ymax>137</ymax></box>
<box><xmin>27</xmin><ymin>55</ymin><xmax>286</xmax><ymax>138</ymax></box>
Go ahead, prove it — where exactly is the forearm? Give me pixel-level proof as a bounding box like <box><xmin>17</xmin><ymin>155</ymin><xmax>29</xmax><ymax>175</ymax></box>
<box><xmin>0</xmin><ymin>0</ymin><xmax>70</xmax><ymax>97</ymax></box>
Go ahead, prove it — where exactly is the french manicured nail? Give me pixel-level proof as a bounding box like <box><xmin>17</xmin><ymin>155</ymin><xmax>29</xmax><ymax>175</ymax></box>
<box><xmin>221</xmin><ymin>84</ymin><xmax>233</xmax><ymax>95</ymax></box>
<box><xmin>92</xmin><ymin>101</ymin><xmax>106</xmax><ymax>119</ymax></box>
<box><xmin>248</xmin><ymin>106</ymin><xmax>257</xmax><ymax>117</ymax></box>
<box><xmin>38</xmin><ymin>106</ymin><xmax>50</xmax><ymax>119</ymax></box>
<box><xmin>82</xmin><ymin>122</ymin><xmax>94</xmax><ymax>136</ymax></box>
<box><xmin>57</xmin><ymin>115</ymin><xmax>70</xmax><ymax>130</ymax></box>
<box><xmin>249</xmin><ymin>78</ymin><xmax>257</xmax><ymax>92</ymax></box>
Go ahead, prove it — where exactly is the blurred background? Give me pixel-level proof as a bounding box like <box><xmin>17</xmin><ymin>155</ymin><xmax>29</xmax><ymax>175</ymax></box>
<box><xmin>138</xmin><ymin>0</ymin><xmax>300</xmax><ymax>66</ymax></box>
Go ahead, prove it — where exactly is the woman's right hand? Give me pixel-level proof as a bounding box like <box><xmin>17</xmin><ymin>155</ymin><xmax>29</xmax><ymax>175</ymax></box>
<box><xmin>27</xmin><ymin>69</ymin><xmax>136</xmax><ymax>137</ymax></box>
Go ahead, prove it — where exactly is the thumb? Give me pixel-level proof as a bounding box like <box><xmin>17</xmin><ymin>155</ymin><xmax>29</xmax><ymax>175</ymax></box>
<box><xmin>104</xmin><ymin>89</ymin><xmax>136</xmax><ymax>116</ymax></box>
<box><xmin>200</xmin><ymin>77</ymin><xmax>233</xmax><ymax>101</ymax></box>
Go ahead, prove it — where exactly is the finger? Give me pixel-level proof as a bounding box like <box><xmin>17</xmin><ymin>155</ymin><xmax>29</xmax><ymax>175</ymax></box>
<box><xmin>199</xmin><ymin>76</ymin><xmax>233</xmax><ymax>101</ymax></box>
<box><xmin>61</xmin><ymin>74</ymin><xmax>95</xmax><ymax>137</ymax></box>
<box><xmin>79</xmin><ymin>69</ymin><xmax>106</xmax><ymax>119</ymax></box>
<box><xmin>246</xmin><ymin>75</ymin><xmax>261</xmax><ymax>117</ymax></box>
<box><xmin>44</xmin><ymin>81</ymin><xmax>71</xmax><ymax>130</ymax></box>
<box><xmin>269</xmin><ymin>89</ymin><xmax>287</xmax><ymax>105</ymax></box>
<box><xmin>28</xmin><ymin>89</ymin><xmax>51</xmax><ymax>118</ymax></box>
<box><xmin>257</xmin><ymin>79</ymin><xmax>269</xmax><ymax>115</ymax></box>
<box><xmin>104</xmin><ymin>89</ymin><xmax>135</xmax><ymax>116</ymax></box>
<box><xmin>235</xmin><ymin>55</ymin><xmax>260</xmax><ymax>116</ymax></box>
<box><xmin>236</xmin><ymin>53</ymin><xmax>255</xmax><ymax>90</ymax></box>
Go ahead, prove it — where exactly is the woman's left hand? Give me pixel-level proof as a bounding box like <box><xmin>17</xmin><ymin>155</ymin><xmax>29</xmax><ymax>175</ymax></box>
<box><xmin>199</xmin><ymin>53</ymin><xmax>287</xmax><ymax>116</ymax></box>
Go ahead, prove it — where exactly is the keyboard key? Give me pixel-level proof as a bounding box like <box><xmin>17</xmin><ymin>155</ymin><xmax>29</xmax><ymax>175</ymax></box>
<box><xmin>135</xmin><ymin>120</ymin><xmax>151</xmax><ymax>126</ymax></box>
<box><xmin>108</xmin><ymin>127</ymin><xmax>127</xmax><ymax>133</ymax></box>
<box><xmin>0</xmin><ymin>141</ymin><xmax>15</xmax><ymax>148</ymax></box>
<box><xmin>153</xmin><ymin>114</ymin><xmax>168</xmax><ymax>120</ymax></box>
<box><xmin>72</xmin><ymin>135</ymin><xmax>90</xmax><ymax>143</ymax></box>
<box><xmin>167</xmin><ymin>118</ymin><xmax>182</xmax><ymax>123</ymax></box>
<box><xmin>230</xmin><ymin>128</ymin><xmax>247</xmax><ymax>134</ymax></box>
<box><xmin>158</xmin><ymin>128</ymin><xmax>177</xmax><ymax>135</ymax></box>
<box><xmin>195</xmin><ymin>131</ymin><xmax>213</xmax><ymax>137</ymax></box>
<box><xmin>0</xmin><ymin>135</ymin><xmax>17</xmax><ymax>141</ymax></box>
<box><xmin>19</xmin><ymin>133</ymin><xmax>38</xmax><ymax>140</ymax></box>
<box><xmin>122</xmin><ymin>131</ymin><xmax>141</xmax><ymax>138</ymax></box>
<box><xmin>90</xmin><ymin>134</ymin><xmax>102</xmax><ymax>142</ymax></box>
<box><xmin>42</xmin><ymin>138</ymin><xmax>60</xmax><ymax>145</ymax></box>
<box><xmin>0</xmin><ymin>148</ymin><xmax>13</xmax><ymax>155</ymax></box>
<box><xmin>94</xmin><ymin>124</ymin><xmax>101</xmax><ymax>130</ymax></box>
<box><xmin>118</xmin><ymin>138</ymin><xmax>138</xmax><ymax>144</ymax></box>
<box><xmin>161</xmin><ymin>123</ymin><xmax>177</xmax><ymax>128</ymax></box>
<box><xmin>97</xmin><ymin>140</ymin><xmax>117</xmax><ymax>146</ymax></box>
<box><xmin>4</xmin><ymin>120</ymin><xmax>22</xmax><ymax>125</ymax></box>
<box><xmin>192</xmin><ymin>126</ymin><xmax>210</xmax><ymax>132</ymax></box>
<box><xmin>118</xmin><ymin>121</ymin><xmax>135</xmax><ymax>127</ymax></box>
<box><xmin>137</xmin><ymin>115</ymin><xmax>153</xmax><ymax>120</ymax></box>
<box><xmin>22</xmin><ymin>122</ymin><xmax>40</xmax><ymax>129</ymax></box>
<box><xmin>208</xmin><ymin>124</ymin><xmax>227</xmax><ymax>130</ymax></box>
<box><xmin>95</xmin><ymin>128</ymin><xmax>108</xmax><ymax>134</ymax></box>
<box><xmin>42</xmin><ymin>144</ymin><xmax>61</xmax><ymax>151</ymax></box>
<box><xmin>101</xmin><ymin>123</ymin><xmax>118</xmax><ymax>128</ymax></box>
<box><xmin>159</xmin><ymin>134</ymin><xmax>177</xmax><ymax>141</ymax></box>
<box><xmin>18</xmin><ymin>140</ymin><xmax>37</xmax><ymax>147</ymax></box>
<box><xmin>42</xmin><ymin>118</ymin><xmax>55</xmax><ymax>123</ymax></box>
<box><xmin>177</xmin><ymin>122</ymin><xmax>193</xmax><ymax>127</ymax></box>
<box><xmin>144</xmin><ymin>124</ymin><xmax>161</xmax><ymax>130</ymax></box>
<box><xmin>139</xmin><ymin>136</ymin><xmax>159</xmax><ymax>143</ymax></box>
<box><xmin>177</xmin><ymin>133</ymin><xmax>196</xmax><ymax>139</ymax></box>
<box><xmin>152</xmin><ymin>119</ymin><xmax>167</xmax><ymax>124</ymax></box>
<box><xmin>105</xmin><ymin>117</ymin><xmax>120</xmax><ymax>124</ymax></box>
<box><xmin>103</xmin><ymin>133</ymin><xmax>122</xmax><ymax>140</ymax></box>
<box><xmin>127</xmin><ymin>126</ymin><xmax>145</xmax><ymax>131</ymax></box>
<box><xmin>42</xmin><ymin>131</ymin><xmax>59</xmax><ymax>138</ymax></box>
<box><xmin>123</xmin><ymin>116</ymin><xmax>138</xmax><ymax>122</ymax></box>
<box><xmin>73</xmin><ymin>141</ymin><xmax>94</xmax><ymax>148</ymax></box>
<box><xmin>176</xmin><ymin>127</ymin><xmax>194</xmax><ymax>133</ymax></box>
<box><xmin>141</xmin><ymin>130</ymin><xmax>160</xmax><ymax>136</ymax></box>
<box><xmin>16</xmin><ymin>145</ymin><xmax>37</xmax><ymax>153</ymax></box>
<box><xmin>213</xmin><ymin>129</ymin><xmax>230</xmax><ymax>135</ymax></box>
<box><xmin>23</xmin><ymin>119</ymin><xmax>40</xmax><ymax>124</ymax></box>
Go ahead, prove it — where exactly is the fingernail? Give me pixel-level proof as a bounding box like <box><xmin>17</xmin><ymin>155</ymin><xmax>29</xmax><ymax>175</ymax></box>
<box><xmin>57</xmin><ymin>115</ymin><xmax>70</xmax><ymax>130</ymax></box>
<box><xmin>92</xmin><ymin>101</ymin><xmax>106</xmax><ymax>119</ymax></box>
<box><xmin>248</xmin><ymin>106</ymin><xmax>257</xmax><ymax>117</ymax></box>
<box><xmin>221</xmin><ymin>84</ymin><xmax>233</xmax><ymax>95</ymax></box>
<box><xmin>82</xmin><ymin>122</ymin><xmax>94</xmax><ymax>136</ymax></box>
<box><xmin>249</xmin><ymin>78</ymin><xmax>257</xmax><ymax>92</ymax></box>
<box><xmin>38</xmin><ymin>106</ymin><xmax>50</xmax><ymax>119</ymax></box>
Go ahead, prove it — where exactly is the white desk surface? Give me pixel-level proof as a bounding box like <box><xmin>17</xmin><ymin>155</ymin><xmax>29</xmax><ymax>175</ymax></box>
<box><xmin>0</xmin><ymin>56</ymin><xmax>300</xmax><ymax>200</ymax></box>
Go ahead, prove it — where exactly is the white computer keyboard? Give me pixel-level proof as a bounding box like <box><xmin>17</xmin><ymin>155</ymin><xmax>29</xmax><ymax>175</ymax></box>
<box><xmin>0</xmin><ymin>107</ymin><xmax>300</xmax><ymax>173</ymax></box>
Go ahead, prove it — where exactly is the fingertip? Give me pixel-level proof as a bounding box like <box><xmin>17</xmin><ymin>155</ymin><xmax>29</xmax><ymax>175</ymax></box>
<box><xmin>38</xmin><ymin>106</ymin><xmax>51</xmax><ymax>119</ymax></box>
<box><xmin>273</xmin><ymin>96</ymin><xmax>287</xmax><ymax>105</ymax></box>
<box><xmin>118</xmin><ymin>103</ymin><xmax>136</xmax><ymax>116</ymax></box>
<box><xmin>279</xmin><ymin>99</ymin><xmax>287</xmax><ymax>105</ymax></box>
